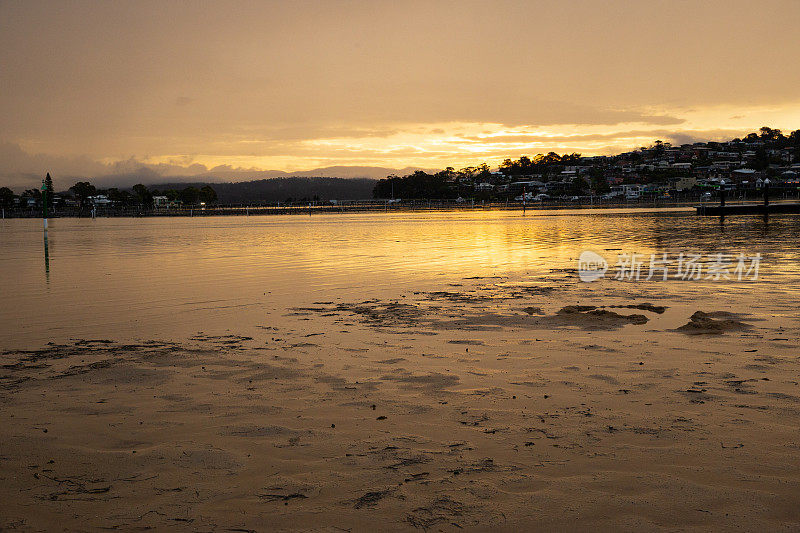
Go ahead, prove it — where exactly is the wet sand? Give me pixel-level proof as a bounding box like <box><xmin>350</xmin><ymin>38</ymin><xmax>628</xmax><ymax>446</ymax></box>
<box><xmin>2</xmin><ymin>274</ymin><xmax>800</xmax><ymax>531</ymax></box>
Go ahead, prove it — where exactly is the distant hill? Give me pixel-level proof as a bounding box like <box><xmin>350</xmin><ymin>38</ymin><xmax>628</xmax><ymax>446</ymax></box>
<box><xmin>148</xmin><ymin>177</ymin><xmax>378</xmax><ymax>203</ymax></box>
<box><xmin>188</xmin><ymin>165</ymin><xmax>434</xmax><ymax>181</ymax></box>
<box><xmin>84</xmin><ymin>166</ymin><xmax>436</xmax><ymax>190</ymax></box>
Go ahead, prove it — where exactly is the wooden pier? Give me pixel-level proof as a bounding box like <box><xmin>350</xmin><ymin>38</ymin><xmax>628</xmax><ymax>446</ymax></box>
<box><xmin>696</xmin><ymin>202</ymin><xmax>800</xmax><ymax>216</ymax></box>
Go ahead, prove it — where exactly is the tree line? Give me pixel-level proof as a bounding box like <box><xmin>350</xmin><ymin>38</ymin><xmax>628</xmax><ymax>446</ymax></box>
<box><xmin>372</xmin><ymin>154</ymin><xmax>593</xmax><ymax>199</ymax></box>
<box><xmin>373</xmin><ymin>165</ymin><xmax>493</xmax><ymax>199</ymax></box>
<box><xmin>0</xmin><ymin>181</ymin><xmax>218</xmax><ymax>209</ymax></box>
<box><xmin>1</xmin><ymin>177</ymin><xmax>379</xmax><ymax>208</ymax></box>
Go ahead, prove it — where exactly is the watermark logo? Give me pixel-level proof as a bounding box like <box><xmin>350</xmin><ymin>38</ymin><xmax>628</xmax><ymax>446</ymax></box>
<box><xmin>578</xmin><ymin>250</ymin><xmax>609</xmax><ymax>282</ymax></box>
<box><xmin>578</xmin><ymin>251</ymin><xmax>761</xmax><ymax>282</ymax></box>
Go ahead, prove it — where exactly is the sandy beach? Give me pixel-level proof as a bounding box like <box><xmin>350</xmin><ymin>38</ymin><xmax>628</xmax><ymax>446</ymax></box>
<box><xmin>3</xmin><ymin>270</ymin><xmax>800</xmax><ymax>531</ymax></box>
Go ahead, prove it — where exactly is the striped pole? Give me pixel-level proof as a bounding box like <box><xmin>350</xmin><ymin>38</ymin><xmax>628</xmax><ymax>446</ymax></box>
<box><xmin>41</xmin><ymin>174</ymin><xmax>49</xmax><ymax>229</ymax></box>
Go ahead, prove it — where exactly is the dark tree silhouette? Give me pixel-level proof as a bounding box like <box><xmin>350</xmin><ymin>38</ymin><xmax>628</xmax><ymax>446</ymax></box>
<box><xmin>180</xmin><ymin>186</ymin><xmax>200</xmax><ymax>205</ymax></box>
<box><xmin>0</xmin><ymin>187</ymin><xmax>15</xmax><ymax>208</ymax></box>
<box><xmin>105</xmin><ymin>188</ymin><xmax>135</xmax><ymax>206</ymax></box>
<box><xmin>70</xmin><ymin>181</ymin><xmax>96</xmax><ymax>208</ymax></box>
<box><xmin>132</xmin><ymin>183</ymin><xmax>153</xmax><ymax>206</ymax></box>
<box><xmin>199</xmin><ymin>185</ymin><xmax>218</xmax><ymax>203</ymax></box>
<box><xmin>21</xmin><ymin>188</ymin><xmax>42</xmax><ymax>206</ymax></box>
<box><xmin>43</xmin><ymin>173</ymin><xmax>54</xmax><ymax>208</ymax></box>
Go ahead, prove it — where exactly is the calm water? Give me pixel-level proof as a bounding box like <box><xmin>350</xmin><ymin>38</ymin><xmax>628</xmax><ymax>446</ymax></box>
<box><xmin>2</xmin><ymin>209</ymin><xmax>799</xmax><ymax>348</ymax></box>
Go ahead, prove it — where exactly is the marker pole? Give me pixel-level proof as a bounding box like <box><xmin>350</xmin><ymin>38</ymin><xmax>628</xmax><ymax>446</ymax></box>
<box><xmin>41</xmin><ymin>178</ymin><xmax>48</xmax><ymax>229</ymax></box>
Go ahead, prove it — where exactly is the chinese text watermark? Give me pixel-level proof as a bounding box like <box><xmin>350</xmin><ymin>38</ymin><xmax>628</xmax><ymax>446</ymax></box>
<box><xmin>578</xmin><ymin>251</ymin><xmax>761</xmax><ymax>282</ymax></box>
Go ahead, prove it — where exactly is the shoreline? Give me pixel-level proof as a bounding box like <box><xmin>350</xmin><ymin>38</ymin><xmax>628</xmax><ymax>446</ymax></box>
<box><xmin>7</xmin><ymin>197</ymin><xmax>800</xmax><ymax>219</ymax></box>
<box><xmin>1</xmin><ymin>200</ymin><xmax>701</xmax><ymax>219</ymax></box>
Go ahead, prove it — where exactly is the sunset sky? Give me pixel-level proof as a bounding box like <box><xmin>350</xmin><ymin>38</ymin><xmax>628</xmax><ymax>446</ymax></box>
<box><xmin>2</xmin><ymin>0</ymin><xmax>800</xmax><ymax>187</ymax></box>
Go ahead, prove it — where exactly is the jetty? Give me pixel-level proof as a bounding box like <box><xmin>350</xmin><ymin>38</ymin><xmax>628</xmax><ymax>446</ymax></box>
<box><xmin>696</xmin><ymin>202</ymin><xmax>800</xmax><ymax>216</ymax></box>
<box><xmin>695</xmin><ymin>179</ymin><xmax>800</xmax><ymax>216</ymax></box>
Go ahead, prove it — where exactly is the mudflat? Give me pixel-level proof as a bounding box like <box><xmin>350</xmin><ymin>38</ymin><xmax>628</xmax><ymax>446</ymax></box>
<box><xmin>3</xmin><ymin>275</ymin><xmax>799</xmax><ymax>531</ymax></box>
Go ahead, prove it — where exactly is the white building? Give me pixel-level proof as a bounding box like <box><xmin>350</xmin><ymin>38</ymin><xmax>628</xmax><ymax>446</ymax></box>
<box><xmin>89</xmin><ymin>195</ymin><xmax>111</xmax><ymax>205</ymax></box>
